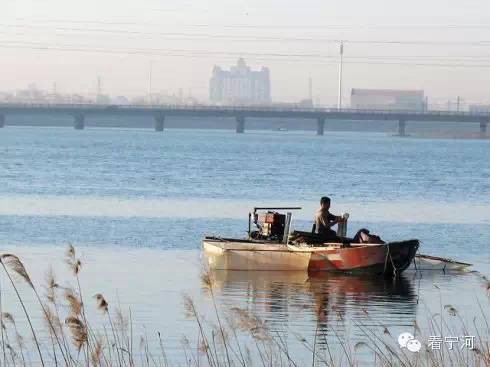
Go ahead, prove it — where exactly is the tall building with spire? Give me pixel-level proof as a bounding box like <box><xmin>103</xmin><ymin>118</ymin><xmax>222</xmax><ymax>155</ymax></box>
<box><xmin>210</xmin><ymin>58</ymin><xmax>271</xmax><ymax>105</ymax></box>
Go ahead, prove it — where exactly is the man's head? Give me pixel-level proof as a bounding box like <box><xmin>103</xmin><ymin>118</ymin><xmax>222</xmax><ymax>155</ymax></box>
<box><xmin>320</xmin><ymin>196</ymin><xmax>331</xmax><ymax>210</ymax></box>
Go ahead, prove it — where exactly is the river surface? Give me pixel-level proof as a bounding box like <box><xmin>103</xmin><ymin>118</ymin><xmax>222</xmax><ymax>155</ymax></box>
<box><xmin>0</xmin><ymin>126</ymin><xmax>489</xmax><ymax>365</ymax></box>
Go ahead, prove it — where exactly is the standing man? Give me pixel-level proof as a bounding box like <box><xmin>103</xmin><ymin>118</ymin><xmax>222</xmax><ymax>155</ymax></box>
<box><xmin>314</xmin><ymin>196</ymin><xmax>343</xmax><ymax>238</ymax></box>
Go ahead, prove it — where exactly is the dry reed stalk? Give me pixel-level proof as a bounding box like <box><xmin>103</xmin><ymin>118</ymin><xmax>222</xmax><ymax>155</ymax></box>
<box><xmin>37</xmin><ymin>295</ymin><xmax>71</xmax><ymax>366</ymax></box>
<box><xmin>0</xmin><ymin>314</ymin><xmax>19</xmax><ymax>367</ymax></box>
<box><xmin>271</xmin><ymin>331</ymin><xmax>298</xmax><ymax>367</ymax></box>
<box><xmin>114</xmin><ymin>307</ymin><xmax>128</xmax><ymax>334</ymax></box>
<box><xmin>224</xmin><ymin>314</ymin><xmax>248</xmax><ymax>367</ymax></box>
<box><xmin>44</xmin><ymin>268</ymin><xmax>60</xmax><ymax>304</ymax></box>
<box><xmin>15</xmin><ymin>334</ymin><xmax>26</xmax><ymax>367</ymax></box>
<box><xmin>65</xmin><ymin>288</ymin><xmax>83</xmax><ymax>317</ymax></box>
<box><xmin>65</xmin><ymin>244</ymin><xmax>93</xmax><ymax>366</ymax></box>
<box><xmin>0</xmin><ymin>282</ymin><xmax>7</xmax><ymax>367</ymax></box>
<box><xmin>65</xmin><ymin>244</ymin><xmax>81</xmax><ymax>278</ymax></box>
<box><xmin>94</xmin><ymin>294</ymin><xmax>108</xmax><ymax>313</ymax></box>
<box><xmin>43</xmin><ymin>269</ymin><xmax>74</xmax><ymax>366</ymax></box>
<box><xmin>65</xmin><ymin>316</ymin><xmax>87</xmax><ymax>352</ymax></box>
<box><xmin>90</xmin><ymin>337</ymin><xmax>103</xmax><ymax>366</ymax></box>
<box><xmin>201</xmin><ymin>268</ymin><xmax>232</xmax><ymax>366</ymax></box>
<box><xmin>183</xmin><ymin>294</ymin><xmax>217</xmax><ymax>367</ymax></box>
<box><xmin>1</xmin><ymin>312</ymin><xmax>14</xmax><ymax>327</ymax></box>
<box><xmin>157</xmin><ymin>331</ymin><xmax>169</xmax><ymax>367</ymax></box>
<box><xmin>129</xmin><ymin>308</ymin><xmax>135</xmax><ymax>367</ymax></box>
<box><xmin>95</xmin><ymin>293</ymin><xmax>125</xmax><ymax>367</ymax></box>
<box><xmin>2</xmin><ymin>254</ymin><xmax>71</xmax><ymax>366</ymax></box>
<box><xmin>229</xmin><ymin>307</ymin><xmax>271</xmax><ymax>342</ymax></box>
<box><xmin>0</xmin><ymin>254</ymin><xmax>45</xmax><ymax>367</ymax></box>
<box><xmin>1</xmin><ymin>247</ymin><xmax>489</xmax><ymax>367</ymax></box>
<box><xmin>114</xmin><ymin>306</ymin><xmax>132</xmax><ymax>366</ymax></box>
<box><xmin>5</xmin><ymin>341</ymin><xmax>17</xmax><ymax>366</ymax></box>
<box><xmin>179</xmin><ymin>335</ymin><xmax>191</xmax><ymax>367</ymax></box>
<box><xmin>0</xmin><ymin>255</ymin><xmax>33</xmax><ymax>287</ymax></box>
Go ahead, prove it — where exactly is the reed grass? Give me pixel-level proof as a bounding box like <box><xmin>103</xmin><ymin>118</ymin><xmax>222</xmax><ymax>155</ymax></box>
<box><xmin>0</xmin><ymin>246</ymin><xmax>487</xmax><ymax>366</ymax></box>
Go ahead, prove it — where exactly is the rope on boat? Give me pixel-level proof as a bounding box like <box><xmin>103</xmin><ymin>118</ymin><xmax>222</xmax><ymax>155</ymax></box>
<box><xmin>384</xmin><ymin>243</ymin><xmax>399</xmax><ymax>277</ymax></box>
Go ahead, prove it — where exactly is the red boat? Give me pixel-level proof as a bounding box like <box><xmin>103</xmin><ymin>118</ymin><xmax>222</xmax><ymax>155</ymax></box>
<box><xmin>203</xmin><ymin>207</ymin><xmax>419</xmax><ymax>276</ymax></box>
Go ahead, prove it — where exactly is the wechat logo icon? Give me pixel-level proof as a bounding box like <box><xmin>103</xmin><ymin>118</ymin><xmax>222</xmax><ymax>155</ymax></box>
<box><xmin>398</xmin><ymin>332</ymin><xmax>422</xmax><ymax>353</ymax></box>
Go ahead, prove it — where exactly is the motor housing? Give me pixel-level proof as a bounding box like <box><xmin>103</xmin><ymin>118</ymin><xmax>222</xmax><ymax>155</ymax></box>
<box><xmin>253</xmin><ymin>211</ymin><xmax>286</xmax><ymax>241</ymax></box>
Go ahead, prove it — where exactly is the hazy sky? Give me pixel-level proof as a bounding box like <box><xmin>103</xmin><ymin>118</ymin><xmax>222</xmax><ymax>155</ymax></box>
<box><xmin>2</xmin><ymin>0</ymin><xmax>490</xmax><ymax>106</ymax></box>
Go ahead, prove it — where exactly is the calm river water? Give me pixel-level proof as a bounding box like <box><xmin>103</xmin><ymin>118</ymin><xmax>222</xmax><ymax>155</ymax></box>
<box><xmin>0</xmin><ymin>126</ymin><xmax>489</xmax><ymax>365</ymax></box>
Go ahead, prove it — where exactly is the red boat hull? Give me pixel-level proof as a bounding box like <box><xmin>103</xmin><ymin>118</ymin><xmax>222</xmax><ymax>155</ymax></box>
<box><xmin>308</xmin><ymin>240</ymin><xmax>419</xmax><ymax>276</ymax></box>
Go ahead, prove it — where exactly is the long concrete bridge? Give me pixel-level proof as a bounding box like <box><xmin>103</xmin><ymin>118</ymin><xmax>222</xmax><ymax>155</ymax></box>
<box><xmin>0</xmin><ymin>103</ymin><xmax>488</xmax><ymax>137</ymax></box>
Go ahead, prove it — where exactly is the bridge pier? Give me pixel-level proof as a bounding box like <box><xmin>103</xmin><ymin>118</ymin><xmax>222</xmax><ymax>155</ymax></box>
<box><xmin>155</xmin><ymin>114</ymin><xmax>165</xmax><ymax>132</ymax></box>
<box><xmin>480</xmin><ymin>121</ymin><xmax>487</xmax><ymax>138</ymax></box>
<box><xmin>74</xmin><ymin>114</ymin><xmax>85</xmax><ymax>130</ymax></box>
<box><xmin>398</xmin><ymin>118</ymin><xmax>407</xmax><ymax>137</ymax></box>
<box><xmin>316</xmin><ymin>118</ymin><xmax>325</xmax><ymax>136</ymax></box>
<box><xmin>0</xmin><ymin>114</ymin><xmax>4</xmax><ymax>128</ymax></box>
<box><xmin>236</xmin><ymin>116</ymin><xmax>245</xmax><ymax>133</ymax></box>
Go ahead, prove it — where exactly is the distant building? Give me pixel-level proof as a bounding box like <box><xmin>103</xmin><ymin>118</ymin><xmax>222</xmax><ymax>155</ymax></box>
<box><xmin>469</xmin><ymin>104</ymin><xmax>490</xmax><ymax>113</ymax></box>
<box><xmin>271</xmin><ymin>99</ymin><xmax>313</xmax><ymax>108</ymax></box>
<box><xmin>96</xmin><ymin>94</ymin><xmax>111</xmax><ymax>104</ymax></box>
<box><xmin>351</xmin><ymin>89</ymin><xmax>426</xmax><ymax>111</ymax></box>
<box><xmin>210</xmin><ymin>58</ymin><xmax>271</xmax><ymax>105</ymax></box>
<box><xmin>113</xmin><ymin>96</ymin><xmax>130</xmax><ymax>105</ymax></box>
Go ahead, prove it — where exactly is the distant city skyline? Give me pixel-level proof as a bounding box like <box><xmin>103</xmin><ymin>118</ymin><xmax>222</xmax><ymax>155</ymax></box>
<box><xmin>0</xmin><ymin>82</ymin><xmax>481</xmax><ymax>112</ymax></box>
<box><xmin>2</xmin><ymin>0</ymin><xmax>490</xmax><ymax>106</ymax></box>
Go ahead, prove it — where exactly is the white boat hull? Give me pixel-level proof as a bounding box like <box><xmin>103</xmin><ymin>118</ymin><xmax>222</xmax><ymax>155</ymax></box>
<box><xmin>203</xmin><ymin>240</ymin><xmax>312</xmax><ymax>271</ymax></box>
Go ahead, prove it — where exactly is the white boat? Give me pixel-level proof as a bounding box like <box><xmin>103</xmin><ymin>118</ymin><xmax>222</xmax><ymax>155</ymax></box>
<box><xmin>409</xmin><ymin>254</ymin><xmax>472</xmax><ymax>271</ymax></box>
<box><xmin>203</xmin><ymin>239</ymin><xmax>312</xmax><ymax>271</ymax></box>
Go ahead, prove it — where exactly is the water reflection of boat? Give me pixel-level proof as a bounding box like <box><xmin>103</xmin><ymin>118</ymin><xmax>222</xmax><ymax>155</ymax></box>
<box><xmin>211</xmin><ymin>270</ymin><xmax>415</xmax><ymax>302</ymax></box>
<box><xmin>203</xmin><ymin>207</ymin><xmax>419</xmax><ymax>276</ymax></box>
<box><xmin>208</xmin><ymin>270</ymin><xmax>417</xmax><ymax>326</ymax></box>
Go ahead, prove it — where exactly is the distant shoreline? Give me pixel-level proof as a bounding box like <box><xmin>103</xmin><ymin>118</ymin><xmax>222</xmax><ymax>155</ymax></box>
<box><xmin>403</xmin><ymin>132</ymin><xmax>489</xmax><ymax>140</ymax></box>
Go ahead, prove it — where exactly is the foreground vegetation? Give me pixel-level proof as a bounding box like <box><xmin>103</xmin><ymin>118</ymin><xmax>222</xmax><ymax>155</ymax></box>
<box><xmin>0</xmin><ymin>246</ymin><xmax>488</xmax><ymax>366</ymax></box>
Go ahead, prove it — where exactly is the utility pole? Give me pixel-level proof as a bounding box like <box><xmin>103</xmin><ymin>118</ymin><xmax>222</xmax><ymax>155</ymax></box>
<box><xmin>308</xmin><ymin>75</ymin><xmax>313</xmax><ymax>101</ymax></box>
<box><xmin>147</xmin><ymin>61</ymin><xmax>153</xmax><ymax>105</ymax></box>
<box><xmin>456</xmin><ymin>96</ymin><xmax>461</xmax><ymax>112</ymax></box>
<box><xmin>337</xmin><ymin>41</ymin><xmax>344</xmax><ymax>110</ymax></box>
<box><xmin>97</xmin><ymin>76</ymin><xmax>102</xmax><ymax>95</ymax></box>
<box><xmin>96</xmin><ymin>76</ymin><xmax>102</xmax><ymax>103</ymax></box>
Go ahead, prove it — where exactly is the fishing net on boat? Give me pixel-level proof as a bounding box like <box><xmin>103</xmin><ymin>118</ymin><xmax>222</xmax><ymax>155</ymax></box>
<box><xmin>288</xmin><ymin>231</ymin><xmax>339</xmax><ymax>245</ymax></box>
<box><xmin>288</xmin><ymin>229</ymin><xmax>386</xmax><ymax>246</ymax></box>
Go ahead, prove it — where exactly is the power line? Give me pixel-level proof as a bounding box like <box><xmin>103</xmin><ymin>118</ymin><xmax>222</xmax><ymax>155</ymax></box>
<box><xmin>2</xmin><ymin>41</ymin><xmax>490</xmax><ymax>68</ymax></box>
<box><xmin>2</xmin><ymin>23</ymin><xmax>490</xmax><ymax>46</ymax></box>
<box><xmin>2</xmin><ymin>39</ymin><xmax>490</xmax><ymax>64</ymax></box>
<box><xmin>9</xmin><ymin>17</ymin><xmax>490</xmax><ymax>30</ymax></box>
<box><xmin>0</xmin><ymin>40</ymin><xmax>332</xmax><ymax>58</ymax></box>
<box><xmin>3</xmin><ymin>35</ymin><xmax>489</xmax><ymax>60</ymax></box>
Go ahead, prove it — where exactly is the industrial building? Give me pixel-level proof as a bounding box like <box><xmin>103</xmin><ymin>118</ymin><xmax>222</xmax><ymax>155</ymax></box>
<box><xmin>209</xmin><ymin>58</ymin><xmax>271</xmax><ymax>105</ymax></box>
<box><xmin>351</xmin><ymin>89</ymin><xmax>426</xmax><ymax>111</ymax></box>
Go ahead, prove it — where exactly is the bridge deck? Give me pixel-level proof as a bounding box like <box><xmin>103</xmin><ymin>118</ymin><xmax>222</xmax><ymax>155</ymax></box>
<box><xmin>0</xmin><ymin>103</ymin><xmax>489</xmax><ymax>122</ymax></box>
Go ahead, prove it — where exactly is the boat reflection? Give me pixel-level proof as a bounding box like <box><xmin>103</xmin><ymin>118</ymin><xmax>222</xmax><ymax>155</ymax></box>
<box><xmin>206</xmin><ymin>270</ymin><xmax>418</xmax><ymax>335</ymax></box>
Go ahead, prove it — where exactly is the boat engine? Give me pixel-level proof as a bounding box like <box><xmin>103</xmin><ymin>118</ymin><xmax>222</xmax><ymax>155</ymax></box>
<box><xmin>248</xmin><ymin>207</ymin><xmax>301</xmax><ymax>243</ymax></box>
<box><xmin>250</xmin><ymin>211</ymin><xmax>286</xmax><ymax>242</ymax></box>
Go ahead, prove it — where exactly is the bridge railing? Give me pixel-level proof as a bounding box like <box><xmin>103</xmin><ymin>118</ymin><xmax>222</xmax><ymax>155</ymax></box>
<box><xmin>1</xmin><ymin>102</ymin><xmax>490</xmax><ymax>117</ymax></box>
